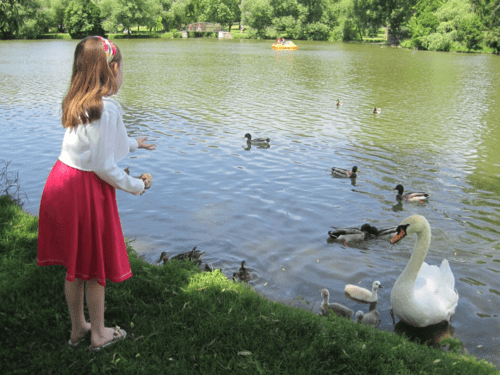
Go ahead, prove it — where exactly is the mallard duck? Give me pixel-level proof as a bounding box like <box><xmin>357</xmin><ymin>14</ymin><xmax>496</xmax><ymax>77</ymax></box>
<box><xmin>320</xmin><ymin>289</ymin><xmax>353</xmax><ymax>318</ymax></box>
<box><xmin>244</xmin><ymin>133</ymin><xmax>270</xmax><ymax>145</ymax></box>
<box><xmin>369</xmin><ymin>226</ymin><xmax>398</xmax><ymax>239</ymax></box>
<box><xmin>373</xmin><ymin>107</ymin><xmax>381</xmax><ymax>114</ymax></box>
<box><xmin>331</xmin><ymin>166</ymin><xmax>358</xmax><ymax>178</ymax></box>
<box><xmin>345</xmin><ymin>280</ymin><xmax>383</xmax><ymax>303</ymax></box>
<box><xmin>157</xmin><ymin>246</ymin><xmax>205</xmax><ymax>265</ymax></box>
<box><xmin>336</xmin><ymin>100</ymin><xmax>343</xmax><ymax>106</ymax></box>
<box><xmin>390</xmin><ymin>215</ymin><xmax>458</xmax><ymax>327</ymax></box>
<box><xmin>328</xmin><ymin>223</ymin><xmax>377</xmax><ymax>246</ymax></box>
<box><xmin>237</xmin><ymin>260</ymin><xmax>250</xmax><ymax>281</ymax></box>
<box><xmin>355</xmin><ymin>310</ymin><xmax>381</xmax><ymax>328</ymax></box>
<box><xmin>394</xmin><ymin>184</ymin><xmax>429</xmax><ymax>202</ymax></box>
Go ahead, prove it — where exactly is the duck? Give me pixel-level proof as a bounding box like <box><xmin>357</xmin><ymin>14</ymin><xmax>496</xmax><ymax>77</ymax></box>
<box><xmin>328</xmin><ymin>223</ymin><xmax>377</xmax><ymax>246</ymax></box>
<box><xmin>336</xmin><ymin>100</ymin><xmax>343</xmax><ymax>106</ymax></box>
<box><xmin>373</xmin><ymin>107</ymin><xmax>381</xmax><ymax>114</ymax></box>
<box><xmin>344</xmin><ymin>280</ymin><xmax>383</xmax><ymax>303</ymax></box>
<box><xmin>237</xmin><ymin>260</ymin><xmax>250</xmax><ymax>281</ymax></box>
<box><xmin>157</xmin><ymin>246</ymin><xmax>205</xmax><ymax>265</ymax></box>
<box><xmin>369</xmin><ymin>226</ymin><xmax>398</xmax><ymax>240</ymax></box>
<box><xmin>390</xmin><ymin>214</ymin><xmax>459</xmax><ymax>327</ymax></box>
<box><xmin>320</xmin><ymin>289</ymin><xmax>353</xmax><ymax>318</ymax></box>
<box><xmin>355</xmin><ymin>310</ymin><xmax>381</xmax><ymax>328</ymax></box>
<box><xmin>244</xmin><ymin>133</ymin><xmax>270</xmax><ymax>145</ymax></box>
<box><xmin>331</xmin><ymin>166</ymin><xmax>358</xmax><ymax>178</ymax></box>
<box><xmin>394</xmin><ymin>184</ymin><xmax>429</xmax><ymax>202</ymax></box>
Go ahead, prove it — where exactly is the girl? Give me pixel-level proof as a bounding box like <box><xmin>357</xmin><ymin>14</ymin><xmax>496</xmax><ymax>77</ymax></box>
<box><xmin>37</xmin><ymin>36</ymin><xmax>156</xmax><ymax>351</ymax></box>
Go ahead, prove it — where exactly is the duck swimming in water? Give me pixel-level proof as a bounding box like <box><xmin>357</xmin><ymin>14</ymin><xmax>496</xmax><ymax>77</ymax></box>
<box><xmin>336</xmin><ymin>100</ymin><xmax>343</xmax><ymax>106</ymax></box>
<box><xmin>331</xmin><ymin>166</ymin><xmax>358</xmax><ymax>178</ymax></box>
<box><xmin>244</xmin><ymin>133</ymin><xmax>270</xmax><ymax>145</ymax></box>
<box><xmin>157</xmin><ymin>246</ymin><xmax>205</xmax><ymax>265</ymax></box>
<box><xmin>373</xmin><ymin>107</ymin><xmax>381</xmax><ymax>114</ymax></box>
<box><xmin>237</xmin><ymin>260</ymin><xmax>250</xmax><ymax>281</ymax></box>
<box><xmin>394</xmin><ymin>184</ymin><xmax>429</xmax><ymax>203</ymax></box>
<box><xmin>328</xmin><ymin>223</ymin><xmax>377</xmax><ymax>246</ymax></box>
<box><xmin>369</xmin><ymin>226</ymin><xmax>398</xmax><ymax>239</ymax></box>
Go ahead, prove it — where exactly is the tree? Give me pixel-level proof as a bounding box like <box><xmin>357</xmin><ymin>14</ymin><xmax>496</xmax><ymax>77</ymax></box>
<box><xmin>457</xmin><ymin>14</ymin><xmax>483</xmax><ymax>50</ymax></box>
<box><xmin>65</xmin><ymin>0</ymin><xmax>105</xmax><ymax>39</ymax></box>
<box><xmin>241</xmin><ymin>0</ymin><xmax>273</xmax><ymax>37</ymax></box>
<box><xmin>48</xmin><ymin>0</ymin><xmax>70</xmax><ymax>32</ymax></box>
<box><xmin>99</xmin><ymin>0</ymin><xmax>161</xmax><ymax>34</ymax></box>
<box><xmin>0</xmin><ymin>0</ymin><xmax>52</xmax><ymax>39</ymax></box>
<box><xmin>199</xmin><ymin>0</ymin><xmax>241</xmax><ymax>31</ymax></box>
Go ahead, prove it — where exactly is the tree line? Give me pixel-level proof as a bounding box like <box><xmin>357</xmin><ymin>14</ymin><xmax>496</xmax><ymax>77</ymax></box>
<box><xmin>1</xmin><ymin>0</ymin><xmax>499</xmax><ymax>52</ymax></box>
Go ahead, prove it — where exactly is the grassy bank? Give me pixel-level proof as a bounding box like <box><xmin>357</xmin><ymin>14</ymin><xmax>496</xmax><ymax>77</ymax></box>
<box><xmin>0</xmin><ymin>195</ymin><xmax>497</xmax><ymax>374</ymax></box>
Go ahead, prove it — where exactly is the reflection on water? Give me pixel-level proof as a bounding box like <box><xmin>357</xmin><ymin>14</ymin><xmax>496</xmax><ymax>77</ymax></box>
<box><xmin>2</xmin><ymin>39</ymin><xmax>500</xmax><ymax>367</ymax></box>
<box><xmin>394</xmin><ymin>320</ymin><xmax>456</xmax><ymax>349</ymax></box>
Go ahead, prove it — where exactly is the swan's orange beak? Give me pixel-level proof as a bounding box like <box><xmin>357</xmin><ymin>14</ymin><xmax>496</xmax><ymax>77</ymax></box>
<box><xmin>390</xmin><ymin>228</ymin><xmax>406</xmax><ymax>244</ymax></box>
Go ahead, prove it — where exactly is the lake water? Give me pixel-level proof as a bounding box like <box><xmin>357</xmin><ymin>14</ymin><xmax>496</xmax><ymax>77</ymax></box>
<box><xmin>1</xmin><ymin>38</ymin><xmax>500</xmax><ymax>366</ymax></box>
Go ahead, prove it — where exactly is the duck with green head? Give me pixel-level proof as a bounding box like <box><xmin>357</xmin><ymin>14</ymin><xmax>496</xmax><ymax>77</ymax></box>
<box><xmin>244</xmin><ymin>133</ymin><xmax>270</xmax><ymax>145</ymax></box>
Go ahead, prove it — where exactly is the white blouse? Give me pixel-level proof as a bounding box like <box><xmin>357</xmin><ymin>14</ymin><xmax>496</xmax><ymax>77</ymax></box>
<box><xmin>59</xmin><ymin>97</ymin><xmax>145</xmax><ymax>195</ymax></box>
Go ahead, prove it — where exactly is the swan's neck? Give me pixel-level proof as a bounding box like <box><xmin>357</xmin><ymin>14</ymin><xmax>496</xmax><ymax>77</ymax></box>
<box><xmin>397</xmin><ymin>228</ymin><xmax>431</xmax><ymax>287</ymax></box>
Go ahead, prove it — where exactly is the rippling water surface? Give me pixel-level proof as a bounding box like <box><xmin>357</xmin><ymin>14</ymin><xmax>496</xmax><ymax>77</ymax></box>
<box><xmin>2</xmin><ymin>38</ymin><xmax>500</xmax><ymax>366</ymax></box>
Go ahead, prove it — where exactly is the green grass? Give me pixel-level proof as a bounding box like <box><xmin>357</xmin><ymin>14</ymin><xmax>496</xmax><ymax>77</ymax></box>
<box><xmin>0</xmin><ymin>195</ymin><xmax>498</xmax><ymax>374</ymax></box>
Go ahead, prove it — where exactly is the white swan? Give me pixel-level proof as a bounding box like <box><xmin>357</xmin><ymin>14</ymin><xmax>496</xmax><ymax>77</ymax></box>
<box><xmin>390</xmin><ymin>215</ymin><xmax>458</xmax><ymax>327</ymax></box>
<box><xmin>344</xmin><ymin>280</ymin><xmax>383</xmax><ymax>302</ymax></box>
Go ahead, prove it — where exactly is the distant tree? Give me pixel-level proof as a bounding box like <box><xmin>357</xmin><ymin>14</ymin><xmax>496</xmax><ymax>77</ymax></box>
<box><xmin>0</xmin><ymin>0</ymin><xmax>23</xmax><ymax>39</ymax></box>
<box><xmin>241</xmin><ymin>0</ymin><xmax>273</xmax><ymax>37</ymax></box>
<box><xmin>48</xmin><ymin>0</ymin><xmax>70</xmax><ymax>32</ymax></box>
<box><xmin>457</xmin><ymin>14</ymin><xmax>483</xmax><ymax>50</ymax></box>
<box><xmin>65</xmin><ymin>0</ymin><xmax>105</xmax><ymax>39</ymax></box>
<box><xmin>199</xmin><ymin>0</ymin><xmax>241</xmax><ymax>31</ymax></box>
<box><xmin>99</xmin><ymin>0</ymin><xmax>161</xmax><ymax>34</ymax></box>
<box><xmin>0</xmin><ymin>0</ymin><xmax>52</xmax><ymax>39</ymax></box>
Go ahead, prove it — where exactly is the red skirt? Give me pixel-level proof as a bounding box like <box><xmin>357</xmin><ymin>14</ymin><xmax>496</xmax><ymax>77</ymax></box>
<box><xmin>37</xmin><ymin>160</ymin><xmax>132</xmax><ymax>286</ymax></box>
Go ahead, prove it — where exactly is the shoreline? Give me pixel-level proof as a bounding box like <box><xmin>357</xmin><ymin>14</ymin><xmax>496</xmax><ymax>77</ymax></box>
<box><xmin>1</xmin><ymin>194</ymin><xmax>498</xmax><ymax>374</ymax></box>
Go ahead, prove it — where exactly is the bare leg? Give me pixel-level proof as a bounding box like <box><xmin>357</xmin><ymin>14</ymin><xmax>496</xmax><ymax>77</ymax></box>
<box><xmin>65</xmin><ymin>278</ymin><xmax>91</xmax><ymax>342</ymax></box>
<box><xmin>85</xmin><ymin>278</ymin><xmax>124</xmax><ymax>348</ymax></box>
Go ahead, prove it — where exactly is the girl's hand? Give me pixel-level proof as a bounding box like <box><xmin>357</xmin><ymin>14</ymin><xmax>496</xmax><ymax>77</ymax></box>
<box><xmin>137</xmin><ymin>137</ymin><xmax>156</xmax><ymax>150</ymax></box>
<box><xmin>140</xmin><ymin>173</ymin><xmax>153</xmax><ymax>189</ymax></box>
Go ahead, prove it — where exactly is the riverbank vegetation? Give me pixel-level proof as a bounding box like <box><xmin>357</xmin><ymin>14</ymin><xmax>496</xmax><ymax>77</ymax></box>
<box><xmin>0</xmin><ymin>165</ymin><xmax>498</xmax><ymax>374</ymax></box>
<box><xmin>1</xmin><ymin>0</ymin><xmax>499</xmax><ymax>53</ymax></box>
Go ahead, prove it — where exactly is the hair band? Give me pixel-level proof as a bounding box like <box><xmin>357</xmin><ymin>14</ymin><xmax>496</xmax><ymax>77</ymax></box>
<box><xmin>97</xmin><ymin>36</ymin><xmax>117</xmax><ymax>63</ymax></box>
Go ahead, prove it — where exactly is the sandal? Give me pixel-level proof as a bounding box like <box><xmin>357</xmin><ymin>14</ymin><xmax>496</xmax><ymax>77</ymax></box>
<box><xmin>68</xmin><ymin>327</ymin><xmax>90</xmax><ymax>347</ymax></box>
<box><xmin>90</xmin><ymin>326</ymin><xmax>127</xmax><ymax>351</ymax></box>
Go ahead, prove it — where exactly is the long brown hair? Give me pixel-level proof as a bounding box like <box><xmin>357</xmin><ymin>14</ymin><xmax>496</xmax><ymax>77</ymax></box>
<box><xmin>62</xmin><ymin>36</ymin><xmax>122</xmax><ymax>128</ymax></box>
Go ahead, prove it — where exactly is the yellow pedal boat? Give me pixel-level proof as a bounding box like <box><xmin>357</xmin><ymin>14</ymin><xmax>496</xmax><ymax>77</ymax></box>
<box><xmin>272</xmin><ymin>41</ymin><xmax>298</xmax><ymax>51</ymax></box>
